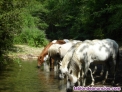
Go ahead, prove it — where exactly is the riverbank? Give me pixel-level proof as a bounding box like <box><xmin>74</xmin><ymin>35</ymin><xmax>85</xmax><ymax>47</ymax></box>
<box><xmin>7</xmin><ymin>45</ymin><xmax>43</xmax><ymax>60</ymax></box>
<box><xmin>6</xmin><ymin>43</ymin><xmax>122</xmax><ymax>61</ymax></box>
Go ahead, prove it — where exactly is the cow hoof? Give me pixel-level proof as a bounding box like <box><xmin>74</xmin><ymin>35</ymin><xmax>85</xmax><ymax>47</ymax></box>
<box><xmin>90</xmin><ymin>83</ymin><xmax>94</xmax><ymax>86</ymax></box>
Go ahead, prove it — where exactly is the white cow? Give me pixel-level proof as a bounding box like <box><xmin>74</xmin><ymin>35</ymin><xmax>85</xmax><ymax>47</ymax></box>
<box><xmin>60</xmin><ymin>39</ymin><xmax>119</xmax><ymax>91</ymax></box>
<box><xmin>48</xmin><ymin>40</ymin><xmax>81</xmax><ymax>73</ymax></box>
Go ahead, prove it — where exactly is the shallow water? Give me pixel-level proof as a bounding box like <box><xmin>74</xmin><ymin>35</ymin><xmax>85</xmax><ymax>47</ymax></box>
<box><xmin>0</xmin><ymin>59</ymin><xmax>122</xmax><ymax>92</ymax></box>
<box><xmin>0</xmin><ymin>60</ymin><xmax>66</xmax><ymax>92</ymax></box>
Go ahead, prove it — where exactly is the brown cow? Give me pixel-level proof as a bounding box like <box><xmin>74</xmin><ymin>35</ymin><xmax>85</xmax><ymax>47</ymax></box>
<box><xmin>37</xmin><ymin>40</ymin><xmax>67</xmax><ymax>70</ymax></box>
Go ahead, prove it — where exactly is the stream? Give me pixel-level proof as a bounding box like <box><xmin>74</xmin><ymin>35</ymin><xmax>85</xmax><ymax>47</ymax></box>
<box><xmin>0</xmin><ymin>60</ymin><xmax>66</xmax><ymax>92</ymax></box>
<box><xmin>0</xmin><ymin>59</ymin><xmax>121</xmax><ymax>92</ymax></box>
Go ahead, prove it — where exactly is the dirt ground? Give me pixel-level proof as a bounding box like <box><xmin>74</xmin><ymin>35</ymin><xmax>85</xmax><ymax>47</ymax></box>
<box><xmin>7</xmin><ymin>44</ymin><xmax>43</xmax><ymax>60</ymax></box>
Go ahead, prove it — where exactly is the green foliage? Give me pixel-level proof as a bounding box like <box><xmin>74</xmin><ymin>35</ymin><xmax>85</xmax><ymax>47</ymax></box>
<box><xmin>0</xmin><ymin>0</ymin><xmax>49</xmax><ymax>58</ymax></box>
<box><xmin>0</xmin><ymin>0</ymin><xmax>23</xmax><ymax>56</ymax></box>
<box><xmin>14</xmin><ymin>28</ymin><xmax>48</xmax><ymax>47</ymax></box>
<box><xmin>1</xmin><ymin>0</ymin><xmax>122</xmax><ymax>57</ymax></box>
<box><xmin>13</xmin><ymin>0</ymin><xmax>49</xmax><ymax>47</ymax></box>
<box><xmin>41</xmin><ymin>0</ymin><xmax>122</xmax><ymax>41</ymax></box>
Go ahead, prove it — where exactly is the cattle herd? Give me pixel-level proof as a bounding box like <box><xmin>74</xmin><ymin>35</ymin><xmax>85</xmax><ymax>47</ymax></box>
<box><xmin>37</xmin><ymin>39</ymin><xmax>121</xmax><ymax>92</ymax></box>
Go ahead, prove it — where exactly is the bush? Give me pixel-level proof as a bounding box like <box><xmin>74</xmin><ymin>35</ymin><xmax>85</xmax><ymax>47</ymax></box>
<box><xmin>14</xmin><ymin>28</ymin><xmax>48</xmax><ymax>47</ymax></box>
<box><xmin>13</xmin><ymin>1</ymin><xmax>49</xmax><ymax>47</ymax></box>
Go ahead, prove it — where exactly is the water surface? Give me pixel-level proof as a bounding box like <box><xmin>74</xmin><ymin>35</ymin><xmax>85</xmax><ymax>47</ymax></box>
<box><xmin>0</xmin><ymin>60</ymin><xmax>66</xmax><ymax>92</ymax></box>
<box><xmin>0</xmin><ymin>59</ymin><xmax>121</xmax><ymax>92</ymax></box>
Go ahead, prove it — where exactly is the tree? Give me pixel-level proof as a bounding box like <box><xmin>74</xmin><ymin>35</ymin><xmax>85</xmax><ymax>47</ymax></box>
<box><xmin>42</xmin><ymin>0</ymin><xmax>122</xmax><ymax>41</ymax></box>
<box><xmin>0</xmin><ymin>0</ymin><xmax>24</xmax><ymax>56</ymax></box>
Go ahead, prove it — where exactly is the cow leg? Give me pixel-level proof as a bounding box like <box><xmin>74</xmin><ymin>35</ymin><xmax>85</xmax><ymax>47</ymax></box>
<box><xmin>51</xmin><ymin>58</ymin><xmax>54</xmax><ymax>69</ymax></box>
<box><xmin>92</xmin><ymin>66</ymin><xmax>97</xmax><ymax>74</ymax></box>
<box><xmin>111</xmin><ymin>59</ymin><xmax>116</xmax><ymax>85</ymax></box>
<box><xmin>82</xmin><ymin>62</ymin><xmax>90</xmax><ymax>86</ymax></box>
<box><xmin>81</xmin><ymin>69</ymin><xmax>84</xmax><ymax>86</ymax></box>
<box><xmin>82</xmin><ymin>70</ymin><xmax>87</xmax><ymax>86</ymax></box>
<box><xmin>88</xmin><ymin>68</ymin><xmax>95</xmax><ymax>86</ymax></box>
<box><xmin>102</xmin><ymin>62</ymin><xmax>110</xmax><ymax>84</ymax></box>
<box><xmin>100</xmin><ymin>65</ymin><xmax>104</xmax><ymax>76</ymax></box>
<box><xmin>43</xmin><ymin>60</ymin><xmax>50</xmax><ymax>72</ymax></box>
<box><xmin>54</xmin><ymin>59</ymin><xmax>61</xmax><ymax>79</ymax></box>
<box><xmin>82</xmin><ymin>53</ymin><xmax>91</xmax><ymax>86</ymax></box>
<box><xmin>102</xmin><ymin>70</ymin><xmax>108</xmax><ymax>84</ymax></box>
<box><xmin>54</xmin><ymin>59</ymin><xmax>58</xmax><ymax>72</ymax></box>
<box><xmin>49</xmin><ymin>57</ymin><xmax>52</xmax><ymax>71</ymax></box>
<box><xmin>49</xmin><ymin>57</ymin><xmax>54</xmax><ymax>71</ymax></box>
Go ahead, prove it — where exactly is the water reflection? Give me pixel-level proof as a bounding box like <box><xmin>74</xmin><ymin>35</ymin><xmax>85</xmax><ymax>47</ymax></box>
<box><xmin>1</xmin><ymin>60</ymin><xmax>121</xmax><ymax>92</ymax></box>
<box><xmin>0</xmin><ymin>60</ymin><xmax>66</xmax><ymax>92</ymax></box>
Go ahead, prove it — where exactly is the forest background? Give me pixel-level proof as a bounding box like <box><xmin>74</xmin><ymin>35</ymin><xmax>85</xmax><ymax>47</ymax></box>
<box><xmin>0</xmin><ymin>0</ymin><xmax>122</xmax><ymax>62</ymax></box>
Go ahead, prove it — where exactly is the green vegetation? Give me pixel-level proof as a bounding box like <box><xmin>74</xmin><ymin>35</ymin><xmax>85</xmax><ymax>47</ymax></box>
<box><xmin>13</xmin><ymin>1</ymin><xmax>49</xmax><ymax>47</ymax></box>
<box><xmin>0</xmin><ymin>0</ymin><xmax>122</xmax><ymax>62</ymax></box>
<box><xmin>0</xmin><ymin>0</ymin><xmax>48</xmax><ymax>58</ymax></box>
<box><xmin>44</xmin><ymin>0</ymin><xmax>122</xmax><ymax>40</ymax></box>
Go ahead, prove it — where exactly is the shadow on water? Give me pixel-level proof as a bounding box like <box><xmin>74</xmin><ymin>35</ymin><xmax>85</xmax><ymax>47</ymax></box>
<box><xmin>0</xmin><ymin>57</ymin><xmax>122</xmax><ymax>92</ymax></box>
